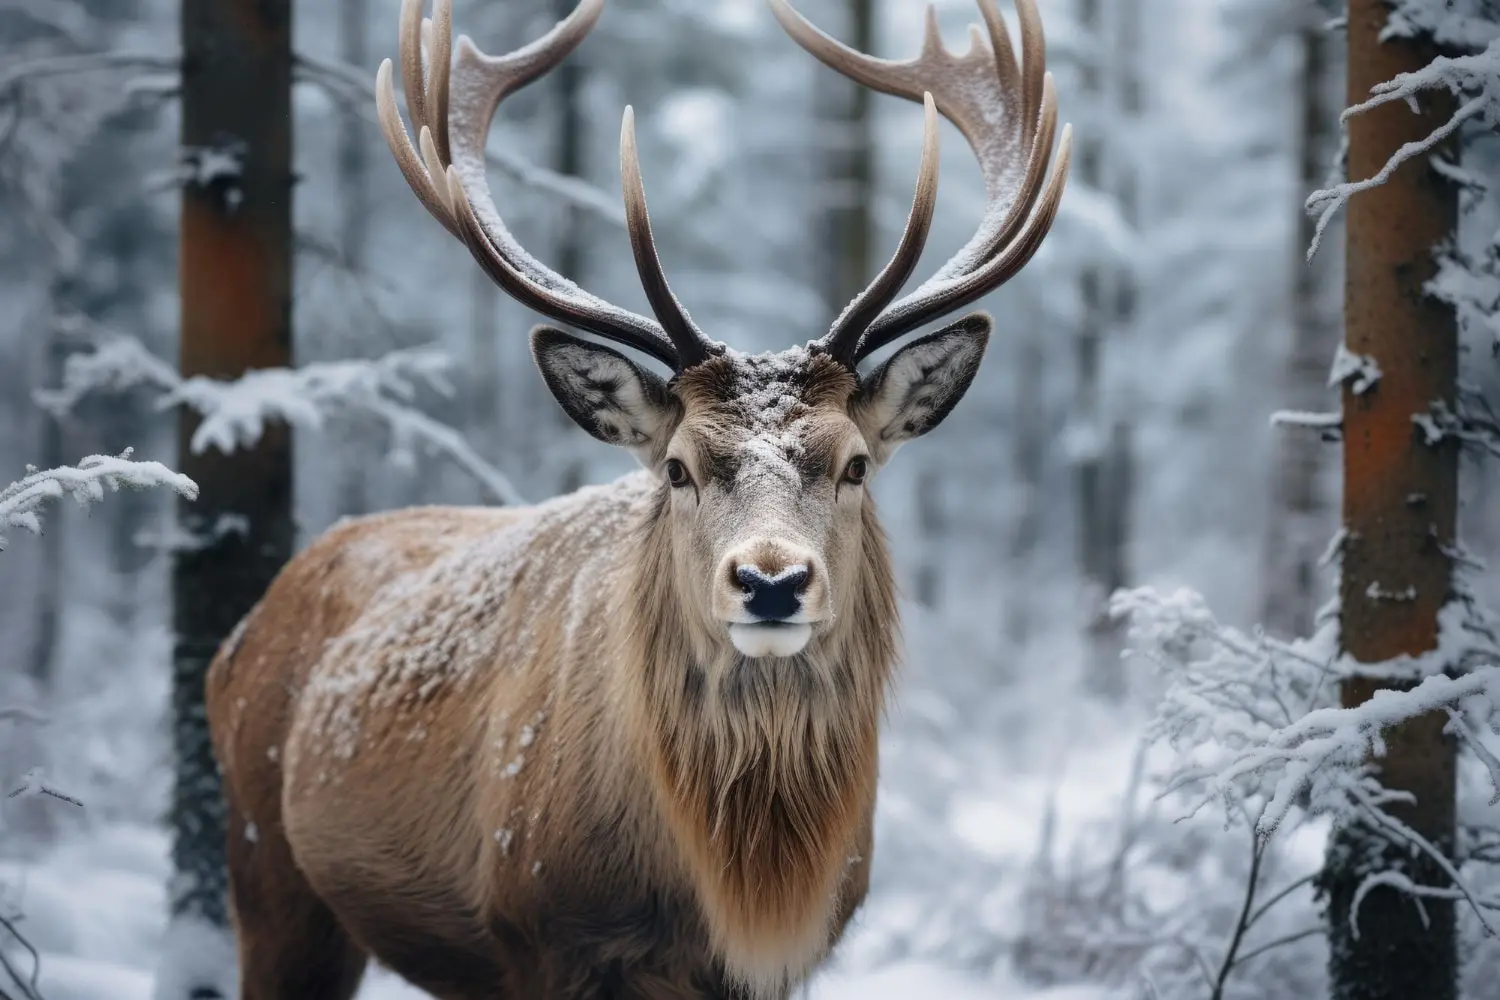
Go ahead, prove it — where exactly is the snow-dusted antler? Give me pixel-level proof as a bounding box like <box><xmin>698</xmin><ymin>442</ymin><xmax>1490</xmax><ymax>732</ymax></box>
<box><xmin>376</xmin><ymin>0</ymin><xmax>722</xmax><ymax>371</ymax></box>
<box><xmin>770</xmin><ymin>0</ymin><xmax>1073</xmax><ymax>366</ymax></box>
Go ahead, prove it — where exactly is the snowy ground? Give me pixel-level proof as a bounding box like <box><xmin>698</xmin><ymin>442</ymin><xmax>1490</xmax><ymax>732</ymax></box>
<box><xmin>3</xmin><ymin>812</ymin><xmax>1115</xmax><ymax>1000</ymax></box>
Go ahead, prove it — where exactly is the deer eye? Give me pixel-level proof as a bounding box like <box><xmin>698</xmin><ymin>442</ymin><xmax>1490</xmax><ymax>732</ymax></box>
<box><xmin>665</xmin><ymin>459</ymin><xmax>692</xmax><ymax>488</ymax></box>
<box><xmin>842</xmin><ymin>456</ymin><xmax>870</xmax><ymax>485</ymax></box>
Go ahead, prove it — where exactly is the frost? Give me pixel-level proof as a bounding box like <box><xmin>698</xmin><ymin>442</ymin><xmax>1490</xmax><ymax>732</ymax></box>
<box><xmin>1327</xmin><ymin>344</ymin><xmax>1382</xmax><ymax>395</ymax></box>
<box><xmin>6</xmin><ymin>767</ymin><xmax>82</xmax><ymax>807</ymax></box>
<box><xmin>493</xmin><ymin>828</ymin><xmax>514</xmax><ymax>855</ymax></box>
<box><xmin>1307</xmin><ymin>29</ymin><xmax>1500</xmax><ymax>259</ymax></box>
<box><xmin>1270</xmin><ymin>409</ymin><xmax>1342</xmax><ymax>434</ymax></box>
<box><xmin>0</xmin><ymin>450</ymin><xmax>199</xmax><ymax>550</ymax></box>
<box><xmin>301</xmin><ymin>474</ymin><xmax>652</xmax><ymax>767</ymax></box>
<box><xmin>1115</xmin><ymin>584</ymin><xmax>1500</xmax><ymax>934</ymax></box>
<box><xmin>1365</xmin><ymin>581</ymin><xmax>1417</xmax><ymax>603</ymax></box>
<box><xmin>39</xmin><ymin>333</ymin><xmax>523</xmax><ymax>506</ymax></box>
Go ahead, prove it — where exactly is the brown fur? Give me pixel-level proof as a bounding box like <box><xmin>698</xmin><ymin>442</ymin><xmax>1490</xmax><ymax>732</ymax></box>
<box><xmin>207</xmin><ymin>359</ymin><xmax>900</xmax><ymax>1000</ymax></box>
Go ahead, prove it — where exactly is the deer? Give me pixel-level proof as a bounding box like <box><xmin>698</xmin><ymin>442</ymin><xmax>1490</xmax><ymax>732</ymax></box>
<box><xmin>205</xmin><ymin>0</ymin><xmax>1069</xmax><ymax>997</ymax></box>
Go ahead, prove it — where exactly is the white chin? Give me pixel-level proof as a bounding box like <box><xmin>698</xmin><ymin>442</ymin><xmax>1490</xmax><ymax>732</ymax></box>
<box><xmin>728</xmin><ymin>623</ymin><xmax>813</xmax><ymax>659</ymax></box>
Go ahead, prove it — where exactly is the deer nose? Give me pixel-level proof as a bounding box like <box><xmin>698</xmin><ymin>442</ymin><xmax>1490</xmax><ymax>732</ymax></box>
<box><xmin>734</xmin><ymin>564</ymin><xmax>810</xmax><ymax>622</ymax></box>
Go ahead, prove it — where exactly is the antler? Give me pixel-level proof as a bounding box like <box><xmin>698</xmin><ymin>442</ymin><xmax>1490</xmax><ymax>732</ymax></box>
<box><xmin>376</xmin><ymin>0</ymin><xmax>722</xmax><ymax>372</ymax></box>
<box><xmin>770</xmin><ymin>0</ymin><xmax>1073</xmax><ymax>367</ymax></box>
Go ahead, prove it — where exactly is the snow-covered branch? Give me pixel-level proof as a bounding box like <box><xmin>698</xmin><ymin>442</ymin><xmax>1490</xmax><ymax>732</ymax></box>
<box><xmin>0</xmin><ymin>450</ymin><xmax>198</xmax><ymax>551</ymax></box>
<box><xmin>1384</xmin><ymin>0</ymin><xmax>1500</xmax><ymax>49</ymax></box>
<box><xmin>0</xmin><ymin>45</ymin><xmax>626</xmax><ymax>227</ymax></box>
<box><xmin>1306</xmin><ymin>32</ymin><xmax>1500</xmax><ymax>259</ymax></box>
<box><xmin>38</xmin><ymin>333</ymin><xmax>525</xmax><ymax>506</ymax></box>
<box><xmin>1115</xmin><ymin>585</ymin><xmax>1500</xmax><ymax>934</ymax></box>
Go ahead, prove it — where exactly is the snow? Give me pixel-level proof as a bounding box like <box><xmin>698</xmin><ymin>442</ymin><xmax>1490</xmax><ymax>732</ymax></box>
<box><xmin>1327</xmin><ymin>344</ymin><xmax>1382</xmax><ymax>396</ymax></box>
<box><xmin>2</xmin><ymin>783</ymin><xmax>1118</xmax><ymax>1000</ymax></box>
<box><xmin>37</xmin><ymin>335</ymin><xmax>524</xmax><ymax>507</ymax></box>
<box><xmin>0</xmin><ymin>452</ymin><xmax>198</xmax><ymax>551</ymax></box>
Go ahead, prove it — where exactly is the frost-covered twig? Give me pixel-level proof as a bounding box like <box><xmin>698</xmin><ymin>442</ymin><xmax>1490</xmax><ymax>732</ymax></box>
<box><xmin>5</xmin><ymin>769</ymin><xmax>81</xmax><ymax>809</ymax></box>
<box><xmin>1305</xmin><ymin>94</ymin><xmax>1480</xmax><ymax>260</ymax></box>
<box><xmin>0</xmin><ymin>450</ymin><xmax>199</xmax><ymax>550</ymax></box>
<box><xmin>1415</xmin><ymin>398</ymin><xmax>1500</xmax><ymax>460</ymax></box>
<box><xmin>1270</xmin><ymin>410</ymin><xmax>1343</xmax><ymax>439</ymax></box>
<box><xmin>1306</xmin><ymin>30</ymin><xmax>1500</xmax><ymax>259</ymax></box>
<box><xmin>38</xmin><ymin>333</ymin><xmax>525</xmax><ymax>506</ymax></box>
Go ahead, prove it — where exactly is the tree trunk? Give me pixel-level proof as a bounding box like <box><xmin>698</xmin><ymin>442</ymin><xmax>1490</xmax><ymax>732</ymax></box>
<box><xmin>169</xmin><ymin>0</ymin><xmax>293</xmax><ymax>981</ymax></box>
<box><xmin>816</xmin><ymin>0</ymin><xmax>874</xmax><ymax>323</ymax></box>
<box><xmin>1074</xmin><ymin>0</ymin><xmax>1130</xmax><ymax>699</ymax></box>
<box><xmin>1262</xmin><ymin>6</ymin><xmax>1342</xmax><ymax>640</ymax></box>
<box><xmin>1320</xmin><ymin>4</ymin><xmax>1459</xmax><ymax>998</ymax></box>
<box><xmin>334</xmin><ymin>0</ymin><xmax>371</xmax><ymax>517</ymax></box>
<box><xmin>810</xmin><ymin>0</ymin><xmax>881</xmax><ymax>580</ymax></box>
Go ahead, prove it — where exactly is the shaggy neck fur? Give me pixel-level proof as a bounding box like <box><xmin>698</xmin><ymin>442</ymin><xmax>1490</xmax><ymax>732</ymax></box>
<box><xmin>621</xmin><ymin>491</ymin><xmax>899</xmax><ymax>995</ymax></box>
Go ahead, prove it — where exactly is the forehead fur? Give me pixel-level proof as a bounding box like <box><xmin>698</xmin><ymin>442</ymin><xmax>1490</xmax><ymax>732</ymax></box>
<box><xmin>674</xmin><ymin>348</ymin><xmax>857</xmax><ymax>427</ymax></box>
<box><xmin>671</xmin><ymin>349</ymin><xmax>859</xmax><ymax>483</ymax></box>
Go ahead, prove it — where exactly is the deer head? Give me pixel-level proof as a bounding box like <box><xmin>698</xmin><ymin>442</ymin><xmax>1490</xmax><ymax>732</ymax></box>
<box><xmin>377</xmin><ymin>0</ymin><xmax>1071</xmax><ymax>663</ymax></box>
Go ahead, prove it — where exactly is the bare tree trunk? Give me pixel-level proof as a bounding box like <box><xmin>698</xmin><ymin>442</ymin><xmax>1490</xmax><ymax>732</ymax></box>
<box><xmin>810</xmin><ymin>0</ymin><xmax>883</xmax><ymax>583</ymax></box>
<box><xmin>1262</xmin><ymin>6</ymin><xmax>1342</xmax><ymax>640</ymax></box>
<box><xmin>815</xmin><ymin>0</ymin><xmax>874</xmax><ymax>323</ymax></box>
<box><xmin>169</xmin><ymin>0</ymin><xmax>293</xmax><ymax>982</ymax></box>
<box><xmin>1073</xmin><ymin>0</ymin><xmax>1131</xmax><ymax>699</ymax></box>
<box><xmin>334</xmin><ymin>0</ymin><xmax>371</xmax><ymax>517</ymax></box>
<box><xmin>1319</xmin><ymin>4</ymin><xmax>1458</xmax><ymax>997</ymax></box>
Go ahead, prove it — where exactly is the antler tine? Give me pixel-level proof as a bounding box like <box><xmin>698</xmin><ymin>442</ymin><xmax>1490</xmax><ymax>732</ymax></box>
<box><xmin>769</xmin><ymin>0</ymin><xmax>1072</xmax><ymax>366</ymax></box>
<box><xmin>858</xmin><ymin>123</ymin><xmax>1072</xmax><ymax>360</ymax></box>
<box><xmin>817</xmin><ymin>94</ymin><xmax>941</xmax><ymax>366</ymax></box>
<box><xmin>377</xmin><ymin>0</ymin><xmax>711</xmax><ymax>372</ymax></box>
<box><xmin>621</xmin><ymin>108</ymin><xmax>721</xmax><ymax>370</ymax></box>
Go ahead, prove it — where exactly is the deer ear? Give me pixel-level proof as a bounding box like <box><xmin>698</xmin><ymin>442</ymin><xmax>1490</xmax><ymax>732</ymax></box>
<box><xmin>530</xmin><ymin>327</ymin><xmax>679</xmax><ymax>456</ymax></box>
<box><xmin>854</xmin><ymin>313</ymin><xmax>990</xmax><ymax>457</ymax></box>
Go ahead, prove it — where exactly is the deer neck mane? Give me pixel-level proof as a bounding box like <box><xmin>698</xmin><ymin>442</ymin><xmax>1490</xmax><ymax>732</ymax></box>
<box><xmin>616</xmin><ymin>491</ymin><xmax>898</xmax><ymax>994</ymax></box>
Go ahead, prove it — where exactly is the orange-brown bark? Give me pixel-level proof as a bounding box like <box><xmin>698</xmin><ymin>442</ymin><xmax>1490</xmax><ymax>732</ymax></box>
<box><xmin>1324</xmin><ymin>2</ymin><xmax>1459</xmax><ymax>997</ymax></box>
<box><xmin>171</xmin><ymin>0</ymin><xmax>294</xmax><ymax>931</ymax></box>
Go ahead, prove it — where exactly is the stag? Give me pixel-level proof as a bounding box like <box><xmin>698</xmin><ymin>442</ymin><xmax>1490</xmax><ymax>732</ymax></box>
<box><xmin>207</xmin><ymin>0</ymin><xmax>1069</xmax><ymax>996</ymax></box>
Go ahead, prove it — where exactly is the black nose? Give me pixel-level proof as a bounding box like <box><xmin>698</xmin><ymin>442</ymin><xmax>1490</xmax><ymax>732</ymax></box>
<box><xmin>735</xmin><ymin>565</ymin><xmax>810</xmax><ymax>622</ymax></box>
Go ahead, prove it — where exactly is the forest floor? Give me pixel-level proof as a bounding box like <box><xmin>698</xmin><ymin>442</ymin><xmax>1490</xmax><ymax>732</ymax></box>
<box><xmin>3</xmin><ymin>811</ymin><xmax>1113</xmax><ymax>1000</ymax></box>
<box><xmin>0</xmin><ymin>601</ymin><xmax>1203</xmax><ymax>1000</ymax></box>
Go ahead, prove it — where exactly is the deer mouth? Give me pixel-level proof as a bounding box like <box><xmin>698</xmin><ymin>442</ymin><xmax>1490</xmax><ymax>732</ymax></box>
<box><xmin>727</xmin><ymin>622</ymin><xmax>814</xmax><ymax>659</ymax></box>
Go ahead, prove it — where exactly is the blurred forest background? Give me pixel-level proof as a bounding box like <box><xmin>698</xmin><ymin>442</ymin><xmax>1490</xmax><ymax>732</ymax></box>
<box><xmin>4</xmin><ymin>0</ymin><xmax>1500</xmax><ymax>997</ymax></box>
